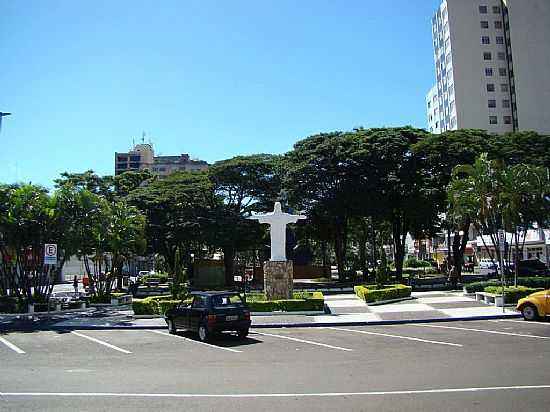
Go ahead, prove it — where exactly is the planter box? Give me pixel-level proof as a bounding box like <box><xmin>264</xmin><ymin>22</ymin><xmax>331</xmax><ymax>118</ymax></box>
<box><xmin>110</xmin><ymin>295</ymin><xmax>132</xmax><ymax>305</ymax></box>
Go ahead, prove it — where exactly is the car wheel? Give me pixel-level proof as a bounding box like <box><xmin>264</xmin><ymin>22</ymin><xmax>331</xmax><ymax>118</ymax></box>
<box><xmin>167</xmin><ymin>319</ymin><xmax>177</xmax><ymax>334</ymax></box>
<box><xmin>522</xmin><ymin>304</ymin><xmax>539</xmax><ymax>321</ymax></box>
<box><xmin>237</xmin><ymin>328</ymin><xmax>249</xmax><ymax>339</ymax></box>
<box><xmin>198</xmin><ymin>323</ymin><xmax>210</xmax><ymax>342</ymax></box>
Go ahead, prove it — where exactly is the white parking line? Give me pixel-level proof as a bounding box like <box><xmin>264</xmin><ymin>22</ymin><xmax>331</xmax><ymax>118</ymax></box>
<box><xmin>0</xmin><ymin>336</ymin><xmax>25</xmax><ymax>354</ymax></box>
<box><xmin>253</xmin><ymin>331</ymin><xmax>352</xmax><ymax>352</ymax></box>
<box><xmin>151</xmin><ymin>330</ymin><xmax>242</xmax><ymax>353</ymax></box>
<box><xmin>71</xmin><ymin>332</ymin><xmax>132</xmax><ymax>354</ymax></box>
<box><xmin>416</xmin><ymin>324</ymin><xmax>550</xmax><ymax>340</ymax></box>
<box><xmin>492</xmin><ymin>319</ymin><xmax>550</xmax><ymax>327</ymax></box>
<box><xmin>325</xmin><ymin>327</ymin><xmax>463</xmax><ymax>347</ymax></box>
<box><xmin>2</xmin><ymin>384</ymin><xmax>550</xmax><ymax>398</ymax></box>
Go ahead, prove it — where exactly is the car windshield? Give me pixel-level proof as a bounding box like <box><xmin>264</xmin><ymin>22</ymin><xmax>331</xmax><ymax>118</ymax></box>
<box><xmin>212</xmin><ymin>294</ymin><xmax>244</xmax><ymax>308</ymax></box>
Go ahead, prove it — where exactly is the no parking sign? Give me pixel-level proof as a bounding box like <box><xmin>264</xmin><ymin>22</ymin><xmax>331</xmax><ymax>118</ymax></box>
<box><xmin>44</xmin><ymin>244</ymin><xmax>57</xmax><ymax>265</ymax></box>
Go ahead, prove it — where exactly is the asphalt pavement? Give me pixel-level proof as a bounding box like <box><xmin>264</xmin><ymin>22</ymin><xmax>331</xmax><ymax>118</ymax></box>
<box><xmin>1</xmin><ymin>319</ymin><xmax>550</xmax><ymax>411</ymax></box>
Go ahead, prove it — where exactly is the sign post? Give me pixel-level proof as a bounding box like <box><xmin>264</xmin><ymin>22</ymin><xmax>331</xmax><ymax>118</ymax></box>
<box><xmin>44</xmin><ymin>244</ymin><xmax>57</xmax><ymax>266</ymax></box>
<box><xmin>497</xmin><ymin>230</ymin><xmax>506</xmax><ymax>313</ymax></box>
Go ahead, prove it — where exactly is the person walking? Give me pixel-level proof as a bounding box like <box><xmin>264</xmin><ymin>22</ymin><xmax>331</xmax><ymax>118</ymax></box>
<box><xmin>73</xmin><ymin>275</ymin><xmax>79</xmax><ymax>298</ymax></box>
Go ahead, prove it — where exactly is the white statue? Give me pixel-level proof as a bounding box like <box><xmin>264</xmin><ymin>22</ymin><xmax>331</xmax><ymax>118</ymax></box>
<box><xmin>248</xmin><ymin>202</ymin><xmax>306</xmax><ymax>261</ymax></box>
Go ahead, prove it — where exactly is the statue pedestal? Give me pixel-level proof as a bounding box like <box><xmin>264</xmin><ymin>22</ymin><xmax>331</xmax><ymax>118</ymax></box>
<box><xmin>263</xmin><ymin>260</ymin><xmax>293</xmax><ymax>300</ymax></box>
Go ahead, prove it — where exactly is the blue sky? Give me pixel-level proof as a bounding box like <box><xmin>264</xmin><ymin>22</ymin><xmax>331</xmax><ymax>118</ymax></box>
<box><xmin>0</xmin><ymin>0</ymin><xmax>440</xmax><ymax>187</ymax></box>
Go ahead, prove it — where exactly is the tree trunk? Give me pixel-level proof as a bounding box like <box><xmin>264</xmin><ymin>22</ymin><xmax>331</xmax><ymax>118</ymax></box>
<box><xmin>334</xmin><ymin>233</ymin><xmax>345</xmax><ymax>282</ymax></box>
<box><xmin>451</xmin><ymin>220</ymin><xmax>470</xmax><ymax>283</ymax></box>
<box><xmin>392</xmin><ymin>214</ymin><xmax>408</xmax><ymax>281</ymax></box>
<box><xmin>223</xmin><ymin>246</ymin><xmax>235</xmax><ymax>287</ymax></box>
<box><xmin>321</xmin><ymin>241</ymin><xmax>329</xmax><ymax>277</ymax></box>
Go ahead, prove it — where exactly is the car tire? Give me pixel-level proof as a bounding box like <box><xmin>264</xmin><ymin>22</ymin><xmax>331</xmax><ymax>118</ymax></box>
<box><xmin>167</xmin><ymin>319</ymin><xmax>177</xmax><ymax>334</ymax></box>
<box><xmin>237</xmin><ymin>328</ymin><xmax>249</xmax><ymax>339</ymax></box>
<box><xmin>522</xmin><ymin>304</ymin><xmax>539</xmax><ymax>321</ymax></box>
<box><xmin>198</xmin><ymin>323</ymin><xmax>210</xmax><ymax>342</ymax></box>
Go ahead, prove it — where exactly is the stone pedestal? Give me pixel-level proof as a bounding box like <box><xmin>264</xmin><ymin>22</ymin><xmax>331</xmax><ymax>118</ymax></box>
<box><xmin>264</xmin><ymin>260</ymin><xmax>293</xmax><ymax>300</ymax></box>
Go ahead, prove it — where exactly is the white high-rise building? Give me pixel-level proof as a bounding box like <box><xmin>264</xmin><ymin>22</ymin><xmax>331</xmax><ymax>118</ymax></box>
<box><xmin>426</xmin><ymin>0</ymin><xmax>550</xmax><ymax>135</ymax></box>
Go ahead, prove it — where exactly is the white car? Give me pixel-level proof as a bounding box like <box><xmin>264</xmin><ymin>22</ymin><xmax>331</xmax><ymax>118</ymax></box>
<box><xmin>479</xmin><ymin>259</ymin><xmax>499</xmax><ymax>269</ymax></box>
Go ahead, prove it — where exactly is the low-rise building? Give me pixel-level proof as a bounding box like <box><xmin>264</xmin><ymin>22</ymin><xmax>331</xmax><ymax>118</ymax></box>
<box><xmin>115</xmin><ymin>143</ymin><xmax>208</xmax><ymax>176</ymax></box>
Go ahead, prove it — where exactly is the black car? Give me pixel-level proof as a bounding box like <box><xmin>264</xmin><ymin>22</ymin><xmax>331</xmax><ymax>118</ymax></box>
<box><xmin>509</xmin><ymin>259</ymin><xmax>548</xmax><ymax>276</ymax></box>
<box><xmin>164</xmin><ymin>291</ymin><xmax>251</xmax><ymax>342</ymax></box>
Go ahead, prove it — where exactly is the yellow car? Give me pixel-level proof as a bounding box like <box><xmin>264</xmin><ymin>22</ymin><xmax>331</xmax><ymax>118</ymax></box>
<box><xmin>516</xmin><ymin>290</ymin><xmax>550</xmax><ymax>321</ymax></box>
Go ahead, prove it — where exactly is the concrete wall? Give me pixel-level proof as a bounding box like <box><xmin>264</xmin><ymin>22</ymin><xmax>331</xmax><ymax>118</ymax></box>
<box><xmin>506</xmin><ymin>0</ymin><xmax>550</xmax><ymax>134</ymax></box>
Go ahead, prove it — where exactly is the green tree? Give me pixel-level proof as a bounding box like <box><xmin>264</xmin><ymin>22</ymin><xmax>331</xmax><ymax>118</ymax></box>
<box><xmin>208</xmin><ymin>154</ymin><xmax>281</xmax><ymax>285</ymax></box>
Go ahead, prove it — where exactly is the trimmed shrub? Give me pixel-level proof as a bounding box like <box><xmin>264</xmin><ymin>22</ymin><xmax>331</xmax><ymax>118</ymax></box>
<box><xmin>244</xmin><ymin>291</ymin><xmax>324</xmax><ymax>312</ymax></box>
<box><xmin>141</xmin><ymin>273</ymin><xmax>170</xmax><ymax>284</ymax></box>
<box><xmin>404</xmin><ymin>257</ymin><xmax>432</xmax><ymax>268</ymax></box>
<box><xmin>484</xmin><ymin>286</ymin><xmax>544</xmax><ymax>303</ymax></box>
<box><xmin>354</xmin><ymin>284</ymin><xmax>412</xmax><ymax>303</ymax></box>
<box><xmin>0</xmin><ymin>297</ymin><xmax>21</xmax><ymax>313</ymax></box>
<box><xmin>132</xmin><ymin>296</ymin><xmax>191</xmax><ymax>315</ymax></box>
<box><xmin>464</xmin><ymin>277</ymin><xmax>550</xmax><ymax>293</ymax></box>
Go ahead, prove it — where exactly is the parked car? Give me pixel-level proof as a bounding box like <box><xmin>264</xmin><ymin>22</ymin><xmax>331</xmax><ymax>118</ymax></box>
<box><xmin>50</xmin><ymin>291</ymin><xmax>81</xmax><ymax>306</ymax></box>
<box><xmin>479</xmin><ymin>259</ymin><xmax>499</xmax><ymax>270</ymax></box>
<box><xmin>164</xmin><ymin>291</ymin><xmax>251</xmax><ymax>342</ymax></box>
<box><xmin>516</xmin><ymin>289</ymin><xmax>550</xmax><ymax>321</ymax></box>
<box><xmin>509</xmin><ymin>259</ymin><xmax>547</xmax><ymax>276</ymax></box>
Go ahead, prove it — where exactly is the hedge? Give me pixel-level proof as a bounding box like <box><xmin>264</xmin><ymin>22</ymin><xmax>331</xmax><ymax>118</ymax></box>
<box><xmin>140</xmin><ymin>273</ymin><xmax>170</xmax><ymax>284</ymax></box>
<box><xmin>464</xmin><ymin>277</ymin><xmax>550</xmax><ymax>293</ymax></box>
<box><xmin>133</xmin><ymin>296</ymin><xmax>191</xmax><ymax>315</ymax></box>
<box><xmin>0</xmin><ymin>297</ymin><xmax>22</xmax><ymax>313</ymax></box>
<box><xmin>354</xmin><ymin>284</ymin><xmax>412</xmax><ymax>303</ymax></box>
<box><xmin>484</xmin><ymin>286</ymin><xmax>544</xmax><ymax>303</ymax></box>
<box><xmin>244</xmin><ymin>291</ymin><xmax>324</xmax><ymax>312</ymax></box>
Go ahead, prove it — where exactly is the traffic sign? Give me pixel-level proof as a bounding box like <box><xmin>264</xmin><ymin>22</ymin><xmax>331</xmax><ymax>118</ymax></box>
<box><xmin>44</xmin><ymin>244</ymin><xmax>57</xmax><ymax>265</ymax></box>
<box><xmin>497</xmin><ymin>230</ymin><xmax>506</xmax><ymax>252</ymax></box>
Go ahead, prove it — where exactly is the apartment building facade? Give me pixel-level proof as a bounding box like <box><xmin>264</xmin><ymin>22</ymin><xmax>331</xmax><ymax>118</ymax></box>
<box><xmin>115</xmin><ymin>143</ymin><xmax>208</xmax><ymax>176</ymax></box>
<box><xmin>427</xmin><ymin>0</ymin><xmax>550</xmax><ymax>135</ymax></box>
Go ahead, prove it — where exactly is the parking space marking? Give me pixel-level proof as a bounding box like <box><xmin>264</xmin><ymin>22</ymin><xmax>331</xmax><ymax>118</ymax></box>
<box><xmin>2</xmin><ymin>385</ymin><xmax>550</xmax><ymax>398</ymax></box>
<box><xmin>416</xmin><ymin>324</ymin><xmax>550</xmax><ymax>340</ymax></box>
<box><xmin>0</xmin><ymin>336</ymin><xmax>25</xmax><ymax>354</ymax></box>
<box><xmin>71</xmin><ymin>332</ymin><xmax>132</xmax><ymax>354</ymax></box>
<box><xmin>151</xmin><ymin>330</ymin><xmax>242</xmax><ymax>353</ymax></box>
<box><xmin>253</xmin><ymin>331</ymin><xmax>352</xmax><ymax>352</ymax></box>
<box><xmin>493</xmin><ymin>319</ymin><xmax>550</xmax><ymax>327</ymax></box>
<box><xmin>325</xmin><ymin>327</ymin><xmax>463</xmax><ymax>347</ymax></box>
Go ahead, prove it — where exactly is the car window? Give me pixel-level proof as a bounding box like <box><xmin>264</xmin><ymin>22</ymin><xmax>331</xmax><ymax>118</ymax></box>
<box><xmin>191</xmin><ymin>296</ymin><xmax>206</xmax><ymax>309</ymax></box>
<box><xmin>212</xmin><ymin>294</ymin><xmax>244</xmax><ymax>307</ymax></box>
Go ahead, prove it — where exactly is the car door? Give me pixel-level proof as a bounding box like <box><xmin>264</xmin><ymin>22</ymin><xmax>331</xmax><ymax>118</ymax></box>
<box><xmin>189</xmin><ymin>296</ymin><xmax>206</xmax><ymax>331</ymax></box>
<box><xmin>173</xmin><ymin>304</ymin><xmax>188</xmax><ymax>329</ymax></box>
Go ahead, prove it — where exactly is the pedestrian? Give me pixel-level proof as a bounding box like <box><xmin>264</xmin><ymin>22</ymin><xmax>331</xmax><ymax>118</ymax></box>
<box><xmin>73</xmin><ymin>275</ymin><xmax>79</xmax><ymax>298</ymax></box>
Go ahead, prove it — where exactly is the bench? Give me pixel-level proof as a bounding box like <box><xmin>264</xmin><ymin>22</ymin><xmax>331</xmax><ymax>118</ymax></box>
<box><xmin>475</xmin><ymin>292</ymin><xmax>504</xmax><ymax>307</ymax></box>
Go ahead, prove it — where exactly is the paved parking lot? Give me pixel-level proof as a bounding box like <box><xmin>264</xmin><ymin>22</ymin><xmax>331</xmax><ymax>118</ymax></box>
<box><xmin>1</xmin><ymin>319</ymin><xmax>550</xmax><ymax>411</ymax></box>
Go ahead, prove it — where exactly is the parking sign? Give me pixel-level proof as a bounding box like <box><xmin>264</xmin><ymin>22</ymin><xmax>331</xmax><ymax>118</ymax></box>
<box><xmin>497</xmin><ymin>230</ymin><xmax>506</xmax><ymax>252</ymax></box>
<box><xmin>44</xmin><ymin>244</ymin><xmax>57</xmax><ymax>265</ymax></box>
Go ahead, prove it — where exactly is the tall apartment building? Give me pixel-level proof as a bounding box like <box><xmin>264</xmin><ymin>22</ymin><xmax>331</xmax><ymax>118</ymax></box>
<box><xmin>426</xmin><ymin>0</ymin><xmax>550</xmax><ymax>135</ymax></box>
<box><xmin>115</xmin><ymin>143</ymin><xmax>209</xmax><ymax>176</ymax></box>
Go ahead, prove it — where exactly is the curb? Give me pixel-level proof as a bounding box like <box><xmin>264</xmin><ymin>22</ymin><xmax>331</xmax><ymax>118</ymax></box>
<box><xmin>0</xmin><ymin>312</ymin><xmax>522</xmax><ymax>332</ymax></box>
<box><xmin>366</xmin><ymin>296</ymin><xmax>415</xmax><ymax>306</ymax></box>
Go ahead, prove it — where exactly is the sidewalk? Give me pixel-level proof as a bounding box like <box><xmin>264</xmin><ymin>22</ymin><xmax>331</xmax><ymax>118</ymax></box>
<box><xmin>0</xmin><ymin>291</ymin><xmax>521</xmax><ymax>331</ymax></box>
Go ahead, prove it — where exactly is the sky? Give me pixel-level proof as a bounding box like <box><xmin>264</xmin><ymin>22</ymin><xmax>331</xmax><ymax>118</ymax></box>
<box><xmin>0</xmin><ymin>0</ymin><xmax>441</xmax><ymax>187</ymax></box>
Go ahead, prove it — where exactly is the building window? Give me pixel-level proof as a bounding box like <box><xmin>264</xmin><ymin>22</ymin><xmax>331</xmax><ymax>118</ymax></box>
<box><xmin>493</xmin><ymin>6</ymin><xmax>501</xmax><ymax>14</ymax></box>
<box><xmin>117</xmin><ymin>156</ymin><xmax>128</xmax><ymax>162</ymax></box>
<box><xmin>502</xmin><ymin>99</ymin><xmax>510</xmax><ymax>108</ymax></box>
<box><xmin>450</xmin><ymin>116</ymin><xmax>457</xmax><ymax>128</ymax></box>
<box><xmin>489</xmin><ymin>116</ymin><xmax>498</xmax><ymax>124</ymax></box>
<box><xmin>428</xmin><ymin>101</ymin><xmax>431</xmax><ymax>109</ymax></box>
<box><xmin>487</xmin><ymin>83</ymin><xmax>495</xmax><ymax>92</ymax></box>
<box><xmin>446</xmin><ymin>53</ymin><xmax>452</xmax><ymax>64</ymax></box>
<box><xmin>496</xmin><ymin>36</ymin><xmax>504</xmax><ymax>44</ymax></box>
<box><xmin>494</xmin><ymin>21</ymin><xmax>503</xmax><ymax>29</ymax></box>
<box><xmin>504</xmin><ymin>116</ymin><xmax>512</xmax><ymax>124</ymax></box>
<box><xmin>129</xmin><ymin>162</ymin><xmax>140</xmax><ymax>169</ymax></box>
<box><xmin>483</xmin><ymin>52</ymin><xmax>492</xmax><ymax>60</ymax></box>
<box><xmin>117</xmin><ymin>164</ymin><xmax>128</xmax><ymax>170</ymax></box>
<box><xmin>485</xmin><ymin>68</ymin><xmax>494</xmax><ymax>76</ymax></box>
<box><xmin>482</xmin><ymin>36</ymin><xmax>490</xmax><ymax>44</ymax></box>
<box><xmin>479</xmin><ymin>5</ymin><xmax>488</xmax><ymax>14</ymax></box>
<box><xmin>450</xmin><ymin>100</ymin><xmax>455</xmax><ymax>110</ymax></box>
<box><xmin>488</xmin><ymin>99</ymin><xmax>496</xmax><ymax>108</ymax></box>
<box><xmin>499</xmin><ymin>67</ymin><xmax>507</xmax><ymax>76</ymax></box>
<box><xmin>129</xmin><ymin>155</ymin><xmax>141</xmax><ymax>162</ymax></box>
<box><xmin>498</xmin><ymin>52</ymin><xmax>506</xmax><ymax>60</ymax></box>
<box><xmin>501</xmin><ymin>83</ymin><xmax>509</xmax><ymax>92</ymax></box>
<box><xmin>481</xmin><ymin>21</ymin><xmax>489</xmax><ymax>29</ymax></box>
